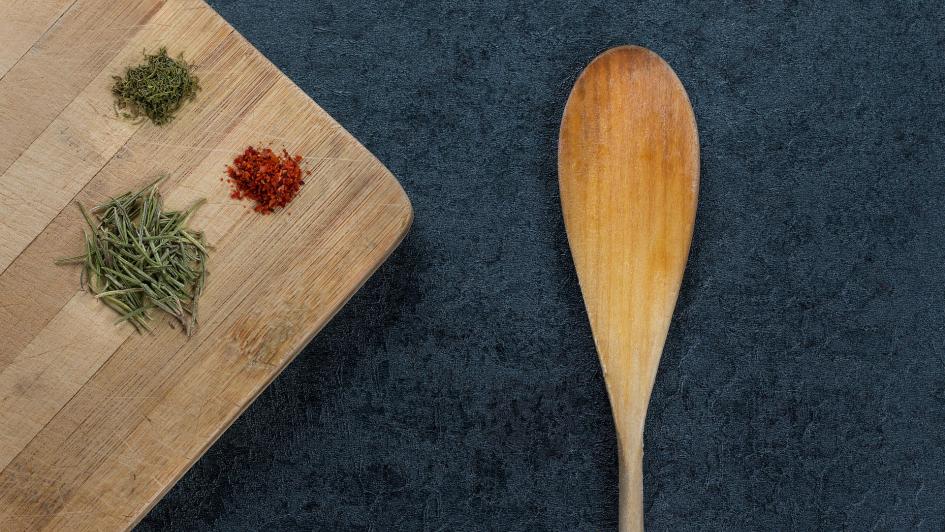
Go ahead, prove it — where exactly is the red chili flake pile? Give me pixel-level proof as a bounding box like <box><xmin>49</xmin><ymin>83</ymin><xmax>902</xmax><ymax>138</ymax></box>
<box><xmin>226</xmin><ymin>146</ymin><xmax>309</xmax><ymax>214</ymax></box>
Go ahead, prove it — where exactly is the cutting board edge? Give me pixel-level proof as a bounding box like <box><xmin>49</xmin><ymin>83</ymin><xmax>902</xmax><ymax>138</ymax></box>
<box><xmin>217</xmin><ymin>0</ymin><xmax>417</xmax><ymax>237</ymax></box>
<box><xmin>129</xmin><ymin>202</ymin><xmax>412</xmax><ymax>529</ymax></box>
<box><xmin>199</xmin><ymin>0</ymin><xmax>410</xmax><ymax>195</ymax></box>
<box><xmin>132</xmin><ymin>0</ymin><xmax>418</xmax><ymax>501</ymax></box>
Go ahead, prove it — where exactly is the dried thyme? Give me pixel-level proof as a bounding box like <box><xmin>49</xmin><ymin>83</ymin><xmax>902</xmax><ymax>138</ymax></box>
<box><xmin>57</xmin><ymin>177</ymin><xmax>209</xmax><ymax>336</ymax></box>
<box><xmin>112</xmin><ymin>47</ymin><xmax>200</xmax><ymax>125</ymax></box>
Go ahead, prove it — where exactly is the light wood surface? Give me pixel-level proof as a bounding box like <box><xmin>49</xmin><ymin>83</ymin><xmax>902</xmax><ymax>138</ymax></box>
<box><xmin>558</xmin><ymin>45</ymin><xmax>699</xmax><ymax>531</ymax></box>
<box><xmin>0</xmin><ymin>1</ymin><xmax>412</xmax><ymax>529</ymax></box>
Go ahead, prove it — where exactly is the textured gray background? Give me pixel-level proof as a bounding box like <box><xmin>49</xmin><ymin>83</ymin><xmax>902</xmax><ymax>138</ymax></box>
<box><xmin>139</xmin><ymin>1</ymin><xmax>945</xmax><ymax>530</ymax></box>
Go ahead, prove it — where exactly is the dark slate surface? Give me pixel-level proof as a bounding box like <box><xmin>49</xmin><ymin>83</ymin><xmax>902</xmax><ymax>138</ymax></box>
<box><xmin>139</xmin><ymin>1</ymin><xmax>945</xmax><ymax>530</ymax></box>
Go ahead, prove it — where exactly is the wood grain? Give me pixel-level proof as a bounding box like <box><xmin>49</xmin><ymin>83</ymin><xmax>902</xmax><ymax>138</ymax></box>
<box><xmin>0</xmin><ymin>1</ymin><xmax>412</xmax><ymax>529</ymax></box>
<box><xmin>558</xmin><ymin>46</ymin><xmax>699</xmax><ymax>531</ymax></box>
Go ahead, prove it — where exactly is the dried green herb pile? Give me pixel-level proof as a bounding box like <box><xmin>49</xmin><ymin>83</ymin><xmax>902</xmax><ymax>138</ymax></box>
<box><xmin>57</xmin><ymin>177</ymin><xmax>208</xmax><ymax>335</ymax></box>
<box><xmin>112</xmin><ymin>47</ymin><xmax>200</xmax><ymax>125</ymax></box>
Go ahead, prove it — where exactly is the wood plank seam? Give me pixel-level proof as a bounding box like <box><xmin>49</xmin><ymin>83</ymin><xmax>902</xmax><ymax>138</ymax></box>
<box><xmin>0</xmin><ymin>0</ymin><xmax>80</xmax><ymax>84</ymax></box>
<box><xmin>0</xmin><ymin>0</ymin><xmax>166</xmax><ymax>179</ymax></box>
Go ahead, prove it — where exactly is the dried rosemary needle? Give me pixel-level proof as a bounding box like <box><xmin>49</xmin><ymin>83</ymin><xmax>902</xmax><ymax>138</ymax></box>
<box><xmin>112</xmin><ymin>47</ymin><xmax>200</xmax><ymax>125</ymax></box>
<box><xmin>57</xmin><ymin>177</ymin><xmax>209</xmax><ymax>336</ymax></box>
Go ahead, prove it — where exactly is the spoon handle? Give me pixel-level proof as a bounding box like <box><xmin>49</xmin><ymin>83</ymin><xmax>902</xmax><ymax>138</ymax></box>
<box><xmin>619</xmin><ymin>442</ymin><xmax>643</xmax><ymax>531</ymax></box>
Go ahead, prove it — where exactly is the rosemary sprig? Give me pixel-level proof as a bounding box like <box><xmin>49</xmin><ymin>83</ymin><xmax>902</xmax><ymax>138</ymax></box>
<box><xmin>57</xmin><ymin>177</ymin><xmax>209</xmax><ymax>336</ymax></box>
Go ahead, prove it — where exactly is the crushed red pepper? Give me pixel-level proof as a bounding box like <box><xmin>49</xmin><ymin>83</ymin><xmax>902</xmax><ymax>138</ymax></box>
<box><xmin>226</xmin><ymin>146</ymin><xmax>308</xmax><ymax>214</ymax></box>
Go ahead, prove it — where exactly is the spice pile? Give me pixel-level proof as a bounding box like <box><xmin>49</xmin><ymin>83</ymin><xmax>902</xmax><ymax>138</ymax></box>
<box><xmin>112</xmin><ymin>47</ymin><xmax>200</xmax><ymax>125</ymax></box>
<box><xmin>57</xmin><ymin>177</ymin><xmax>208</xmax><ymax>335</ymax></box>
<box><xmin>226</xmin><ymin>146</ymin><xmax>308</xmax><ymax>214</ymax></box>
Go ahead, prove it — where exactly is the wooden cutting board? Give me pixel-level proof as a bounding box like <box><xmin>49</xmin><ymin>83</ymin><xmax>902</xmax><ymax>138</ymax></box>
<box><xmin>0</xmin><ymin>1</ymin><xmax>412</xmax><ymax>529</ymax></box>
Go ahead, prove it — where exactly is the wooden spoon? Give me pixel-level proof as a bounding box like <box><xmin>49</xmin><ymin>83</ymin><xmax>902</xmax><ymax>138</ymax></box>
<box><xmin>558</xmin><ymin>45</ymin><xmax>699</xmax><ymax>530</ymax></box>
